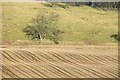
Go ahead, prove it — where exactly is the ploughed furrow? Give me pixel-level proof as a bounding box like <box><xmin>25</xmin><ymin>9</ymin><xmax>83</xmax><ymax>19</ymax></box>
<box><xmin>1</xmin><ymin>46</ymin><xmax>118</xmax><ymax>78</ymax></box>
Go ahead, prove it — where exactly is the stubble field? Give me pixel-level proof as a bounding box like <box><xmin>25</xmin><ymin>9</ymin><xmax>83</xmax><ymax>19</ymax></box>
<box><xmin>1</xmin><ymin>45</ymin><xmax>118</xmax><ymax>78</ymax></box>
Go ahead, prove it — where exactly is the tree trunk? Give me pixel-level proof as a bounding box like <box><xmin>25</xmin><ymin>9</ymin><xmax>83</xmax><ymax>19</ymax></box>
<box><xmin>40</xmin><ymin>34</ymin><xmax>43</xmax><ymax>41</ymax></box>
<box><xmin>38</xmin><ymin>34</ymin><xmax>43</xmax><ymax>43</ymax></box>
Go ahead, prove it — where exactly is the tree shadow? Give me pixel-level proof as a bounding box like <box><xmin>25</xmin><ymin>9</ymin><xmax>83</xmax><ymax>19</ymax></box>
<box><xmin>111</xmin><ymin>34</ymin><xmax>120</xmax><ymax>41</ymax></box>
<box><xmin>41</xmin><ymin>2</ymin><xmax>52</xmax><ymax>7</ymax></box>
<box><xmin>41</xmin><ymin>2</ymin><xmax>69</xmax><ymax>9</ymax></box>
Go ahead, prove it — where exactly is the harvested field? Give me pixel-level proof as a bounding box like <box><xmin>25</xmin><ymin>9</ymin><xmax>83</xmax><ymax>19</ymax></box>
<box><xmin>0</xmin><ymin>45</ymin><xmax>118</xmax><ymax>78</ymax></box>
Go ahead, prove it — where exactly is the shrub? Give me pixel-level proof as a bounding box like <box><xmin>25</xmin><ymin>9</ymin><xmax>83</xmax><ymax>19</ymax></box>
<box><xmin>23</xmin><ymin>12</ymin><xmax>63</xmax><ymax>44</ymax></box>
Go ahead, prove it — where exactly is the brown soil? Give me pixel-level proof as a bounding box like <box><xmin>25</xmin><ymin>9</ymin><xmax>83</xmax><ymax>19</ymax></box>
<box><xmin>0</xmin><ymin>45</ymin><xmax>118</xmax><ymax>78</ymax></box>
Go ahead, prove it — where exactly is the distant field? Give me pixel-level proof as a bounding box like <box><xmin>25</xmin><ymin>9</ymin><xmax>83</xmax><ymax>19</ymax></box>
<box><xmin>2</xmin><ymin>2</ymin><xmax>118</xmax><ymax>45</ymax></box>
<box><xmin>2</xmin><ymin>0</ymin><xmax>35</xmax><ymax>2</ymax></box>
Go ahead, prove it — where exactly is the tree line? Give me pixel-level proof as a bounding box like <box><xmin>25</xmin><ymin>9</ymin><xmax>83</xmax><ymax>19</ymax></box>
<box><xmin>74</xmin><ymin>2</ymin><xmax>118</xmax><ymax>8</ymax></box>
<box><xmin>49</xmin><ymin>2</ymin><xmax>119</xmax><ymax>10</ymax></box>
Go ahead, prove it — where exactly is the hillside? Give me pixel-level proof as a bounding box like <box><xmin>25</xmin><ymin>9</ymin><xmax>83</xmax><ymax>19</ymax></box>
<box><xmin>2</xmin><ymin>2</ymin><xmax>118</xmax><ymax>45</ymax></box>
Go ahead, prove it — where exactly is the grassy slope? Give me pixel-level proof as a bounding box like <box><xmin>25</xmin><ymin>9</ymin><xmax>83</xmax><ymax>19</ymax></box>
<box><xmin>2</xmin><ymin>2</ymin><xmax>118</xmax><ymax>45</ymax></box>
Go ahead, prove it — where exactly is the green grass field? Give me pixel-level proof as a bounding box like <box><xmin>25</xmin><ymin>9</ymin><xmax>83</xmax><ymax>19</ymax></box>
<box><xmin>2</xmin><ymin>2</ymin><xmax>118</xmax><ymax>45</ymax></box>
